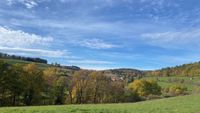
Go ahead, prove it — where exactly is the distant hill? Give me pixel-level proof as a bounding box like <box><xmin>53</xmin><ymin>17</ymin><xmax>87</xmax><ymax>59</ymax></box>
<box><xmin>1</xmin><ymin>52</ymin><xmax>200</xmax><ymax>77</ymax></box>
<box><xmin>0</xmin><ymin>52</ymin><xmax>81</xmax><ymax>71</ymax></box>
<box><xmin>103</xmin><ymin>68</ymin><xmax>144</xmax><ymax>84</ymax></box>
<box><xmin>103</xmin><ymin>61</ymin><xmax>200</xmax><ymax>82</ymax></box>
<box><xmin>146</xmin><ymin>62</ymin><xmax>200</xmax><ymax>77</ymax></box>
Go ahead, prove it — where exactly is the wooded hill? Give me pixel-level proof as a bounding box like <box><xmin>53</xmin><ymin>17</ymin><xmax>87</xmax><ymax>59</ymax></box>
<box><xmin>104</xmin><ymin>61</ymin><xmax>200</xmax><ymax>78</ymax></box>
<box><xmin>101</xmin><ymin>61</ymin><xmax>200</xmax><ymax>82</ymax></box>
<box><xmin>146</xmin><ymin>61</ymin><xmax>200</xmax><ymax>77</ymax></box>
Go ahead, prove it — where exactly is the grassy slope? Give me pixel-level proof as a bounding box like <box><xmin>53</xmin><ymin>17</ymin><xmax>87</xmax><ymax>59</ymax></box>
<box><xmin>0</xmin><ymin>95</ymin><xmax>199</xmax><ymax>113</ymax></box>
<box><xmin>0</xmin><ymin>58</ymin><xmax>50</xmax><ymax>69</ymax></box>
<box><xmin>0</xmin><ymin>58</ymin><xmax>72</xmax><ymax>71</ymax></box>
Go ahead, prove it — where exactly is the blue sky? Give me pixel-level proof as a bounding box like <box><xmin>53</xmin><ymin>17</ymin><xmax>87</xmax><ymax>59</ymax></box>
<box><xmin>0</xmin><ymin>0</ymin><xmax>200</xmax><ymax>70</ymax></box>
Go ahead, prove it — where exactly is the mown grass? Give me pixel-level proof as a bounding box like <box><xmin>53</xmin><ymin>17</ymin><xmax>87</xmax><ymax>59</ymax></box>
<box><xmin>0</xmin><ymin>95</ymin><xmax>199</xmax><ymax>113</ymax></box>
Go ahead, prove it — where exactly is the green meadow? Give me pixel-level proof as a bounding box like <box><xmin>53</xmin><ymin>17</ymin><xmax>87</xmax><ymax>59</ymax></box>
<box><xmin>0</xmin><ymin>95</ymin><xmax>199</xmax><ymax>113</ymax></box>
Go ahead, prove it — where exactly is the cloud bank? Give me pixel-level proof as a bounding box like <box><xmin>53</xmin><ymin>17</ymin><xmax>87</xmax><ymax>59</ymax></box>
<box><xmin>0</xmin><ymin>27</ymin><xmax>53</xmax><ymax>48</ymax></box>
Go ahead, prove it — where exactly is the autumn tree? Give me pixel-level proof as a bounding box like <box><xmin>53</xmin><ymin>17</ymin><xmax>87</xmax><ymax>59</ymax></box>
<box><xmin>71</xmin><ymin>70</ymin><xmax>90</xmax><ymax>104</ymax></box>
<box><xmin>54</xmin><ymin>76</ymin><xmax>68</xmax><ymax>105</ymax></box>
<box><xmin>22</xmin><ymin>63</ymin><xmax>44</xmax><ymax>105</ymax></box>
<box><xmin>88</xmin><ymin>71</ymin><xmax>112</xmax><ymax>103</ymax></box>
<box><xmin>128</xmin><ymin>80</ymin><xmax>161</xmax><ymax>97</ymax></box>
<box><xmin>43</xmin><ymin>68</ymin><xmax>59</xmax><ymax>104</ymax></box>
<box><xmin>110</xmin><ymin>81</ymin><xmax>125</xmax><ymax>103</ymax></box>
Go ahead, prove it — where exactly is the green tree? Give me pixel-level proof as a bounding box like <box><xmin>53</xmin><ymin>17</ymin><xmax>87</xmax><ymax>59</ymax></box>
<box><xmin>0</xmin><ymin>62</ymin><xmax>24</xmax><ymax>106</ymax></box>
<box><xmin>22</xmin><ymin>63</ymin><xmax>44</xmax><ymax>105</ymax></box>
<box><xmin>54</xmin><ymin>76</ymin><xmax>68</xmax><ymax>105</ymax></box>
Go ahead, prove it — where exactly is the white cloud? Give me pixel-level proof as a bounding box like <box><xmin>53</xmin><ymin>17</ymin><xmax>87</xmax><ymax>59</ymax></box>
<box><xmin>23</xmin><ymin>0</ymin><xmax>37</xmax><ymax>9</ymax></box>
<box><xmin>66</xmin><ymin>59</ymin><xmax>115</xmax><ymax>70</ymax></box>
<box><xmin>0</xmin><ymin>26</ymin><xmax>75</xmax><ymax>59</ymax></box>
<box><xmin>0</xmin><ymin>27</ymin><xmax>53</xmax><ymax>48</ymax></box>
<box><xmin>6</xmin><ymin>0</ymin><xmax>38</xmax><ymax>9</ymax></box>
<box><xmin>67</xmin><ymin>59</ymin><xmax>113</xmax><ymax>65</ymax></box>
<box><xmin>141</xmin><ymin>29</ymin><xmax>200</xmax><ymax>48</ymax></box>
<box><xmin>80</xmin><ymin>66</ymin><xmax>114</xmax><ymax>70</ymax></box>
<box><xmin>75</xmin><ymin>39</ymin><xmax>118</xmax><ymax>49</ymax></box>
<box><xmin>0</xmin><ymin>46</ymin><xmax>65</xmax><ymax>58</ymax></box>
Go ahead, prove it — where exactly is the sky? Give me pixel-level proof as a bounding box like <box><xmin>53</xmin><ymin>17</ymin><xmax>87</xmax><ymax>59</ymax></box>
<box><xmin>1</xmin><ymin>0</ymin><xmax>200</xmax><ymax>70</ymax></box>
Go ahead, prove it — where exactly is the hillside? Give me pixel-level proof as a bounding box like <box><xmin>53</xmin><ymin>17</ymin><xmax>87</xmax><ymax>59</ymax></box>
<box><xmin>103</xmin><ymin>68</ymin><xmax>144</xmax><ymax>84</ymax></box>
<box><xmin>2</xmin><ymin>53</ymin><xmax>200</xmax><ymax>78</ymax></box>
<box><xmin>0</xmin><ymin>52</ymin><xmax>48</xmax><ymax>64</ymax></box>
<box><xmin>147</xmin><ymin>61</ymin><xmax>200</xmax><ymax>77</ymax></box>
<box><xmin>0</xmin><ymin>94</ymin><xmax>199</xmax><ymax>113</ymax></box>
<box><xmin>2</xmin><ymin>53</ymin><xmax>200</xmax><ymax>79</ymax></box>
<box><xmin>102</xmin><ymin>61</ymin><xmax>200</xmax><ymax>83</ymax></box>
<box><xmin>102</xmin><ymin>61</ymin><xmax>200</xmax><ymax>81</ymax></box>
<box><xmin>0</xmin><ymin>53</ymin><xmax>144</xmax><ymax>81</ymax></box>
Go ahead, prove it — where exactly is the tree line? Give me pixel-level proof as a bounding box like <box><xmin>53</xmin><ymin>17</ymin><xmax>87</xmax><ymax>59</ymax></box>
<box><xmin>146</xmin><ymin>61</ymin><xmax>200</xmax><ymax>76</ymax></box>
<box><xmin>0</xmin><ymin>61</ymin><xmax>162</xmax><ymax>106</ymax></box>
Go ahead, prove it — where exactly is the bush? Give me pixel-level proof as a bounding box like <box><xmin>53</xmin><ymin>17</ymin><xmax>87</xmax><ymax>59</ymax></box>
<box><xmin>123</xmin><ymin>89</ymin><xmax>141</xmax><ymax>102</ymax></box>
<box><xmin>193</xmin><ymin>86</ymin><xmax>200</xmax><ymax>94</ymax></box>
<box><xmin>128</xmin><ymin>80</ymin><xmax>161</xmax><ymax>97</ymax></box>
<box><xmin>163</xmin><ymin>85</ymin><xmax>187</xmax><ymax>96</ymax></box>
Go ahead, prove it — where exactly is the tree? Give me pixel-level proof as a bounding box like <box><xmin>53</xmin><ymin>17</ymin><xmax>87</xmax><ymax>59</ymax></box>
<box><xmin>8</xmin><ymin>64</ymin><xmax>24</xmax><ymax>106</ymax></box>
<box><xmin>71</xmin><ymin>70</ymin><xmax>90</xmax><ymax>104</ymax></box>
<box><xmin>88</xmin><ymin>71</ymin><xmax>111</xmax><ymax>103</ymax></box>
<box><xmin>43</xmin><ymin>68</ymin><xmax>59</xmax><ymax>104</ymax></box>
<box><xmin>0</xmin><ymin>62</ymin><xmax>24</xmax><ymax>106</ymax></box>
<box><xmin>110</xmin><ymin>81</ymin><xmax>125</xmax><ymax>103</ymax></box>
<box><xmin>22</xmin><ymin>63</ymin><xmax>44</xmax><ymax>105</ymax></box>
<box><xmin>128</xmin><ymin>80</ymin><xmax>161</xmax><ymax>97</ymax></box>
<box><xmin>0</xmin><ymin>61</ymin><xmax>12</xmax><ymax>106</ymax></box>
<box><xmin>54</xmin><ymin>76</ymin><xmax>68</xmax><ymax>105</ymax></box>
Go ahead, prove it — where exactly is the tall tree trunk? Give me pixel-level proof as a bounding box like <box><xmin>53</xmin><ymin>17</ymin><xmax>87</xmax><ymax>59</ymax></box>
<box><xmin>12</xmin><ymin>94</ymin><xmax>16</xmax><ymax>106</ymax></box>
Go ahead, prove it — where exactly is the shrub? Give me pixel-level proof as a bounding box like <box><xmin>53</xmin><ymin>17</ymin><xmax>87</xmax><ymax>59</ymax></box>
<box><xmin>128</xmin><ymin>80</ymin><xmax>161</xmax><ymax>97</ymax></box>
<box><xmin>163</xmin><ymin>85</ymin><xmax>187</xmax><ymax>96</ymax></box>
<box><xmin>122</xmin><ymin>89</ymin><xmax>141</xmax><ymax>102</ymax></box>
<box><xmin>193</xmin><ymin>86</ymin><xmax>200</xmax><ymax>94</ymax></box>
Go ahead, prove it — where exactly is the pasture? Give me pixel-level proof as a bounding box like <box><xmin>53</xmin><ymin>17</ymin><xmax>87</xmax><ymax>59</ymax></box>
<box><xmin>0</xmin><ymin>95</ymin><xmax>199</xmax><ymax>113</ymax></box>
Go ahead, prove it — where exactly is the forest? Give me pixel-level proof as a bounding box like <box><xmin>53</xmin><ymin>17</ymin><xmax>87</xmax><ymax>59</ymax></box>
<box><xmin>0</xmin><ymin>60</ymin><xmax>163</xmax><ymax>106</ymax></box>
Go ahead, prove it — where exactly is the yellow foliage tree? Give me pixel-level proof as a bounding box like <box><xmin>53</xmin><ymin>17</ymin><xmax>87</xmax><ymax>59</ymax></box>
<box><xmin>128</xmin><ymin>80</ymin><xmax>161</xmax><ymax>97</ymax></box>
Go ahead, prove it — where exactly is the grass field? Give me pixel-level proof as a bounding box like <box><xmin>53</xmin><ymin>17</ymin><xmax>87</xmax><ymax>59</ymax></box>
<box><xmin>0</xmin><ymin>58</ymin><xmax>50</xmax><ymax>69</ymax></box>
<box><xmin>0</xmin><ymin>58</ymin><xmax>71</xmax><ymax>72</ymax></box>
<box><xmin>0</xmin><ymin>95</ymin><xmax>199</xmax><ymax>113</ymax></box>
